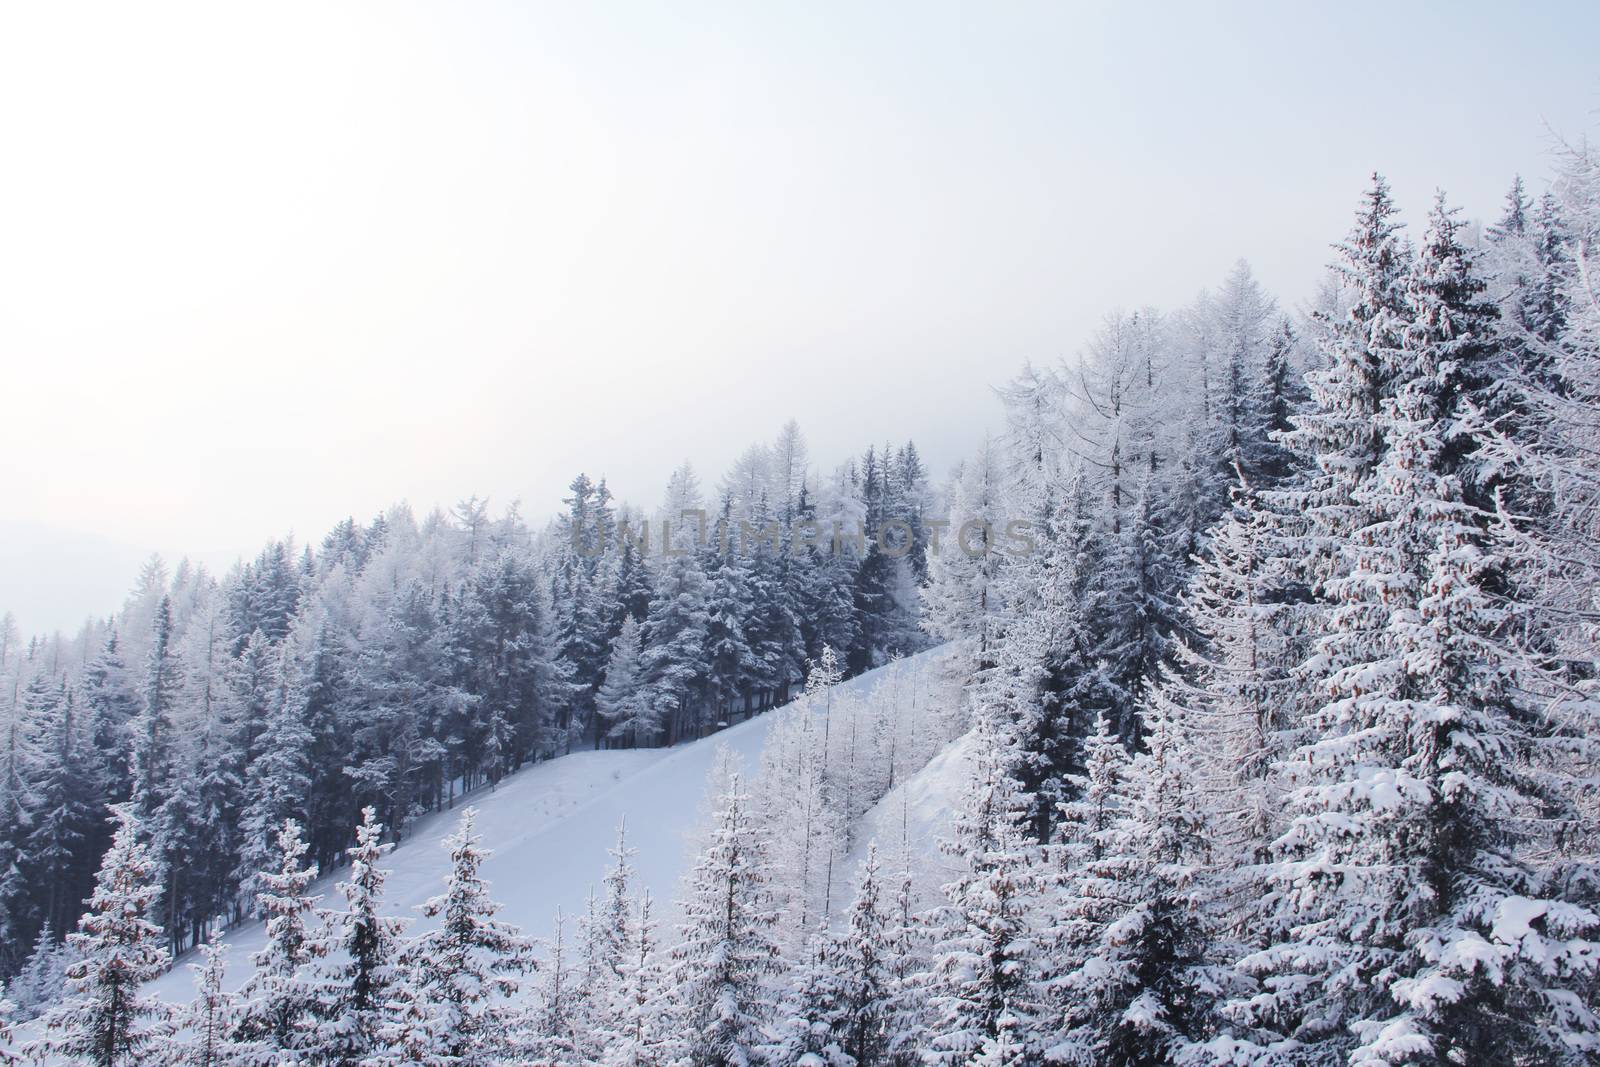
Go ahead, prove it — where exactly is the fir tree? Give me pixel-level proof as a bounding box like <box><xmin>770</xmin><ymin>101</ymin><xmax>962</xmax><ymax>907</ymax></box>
<box><xmin>665</xmin><ymin>769</ymin><xmax>781</xmax><ymax>1066</ymax></box>
<box><xmin>380</xmin><ymin>807</ymin><xmax>535</xmax><ymax>1067</ymax></box>
<box><xmin>306</xmin><ymin>806</ymin><xmax>408</xmax><ymax>1067</ymax></box>
<box><xmin>639</xmin><ymin>550</ymin><xmax>710</xmax><ymax>746</ymax></box>
<box><xmin>172</xmin><ymin>938</ymin><xmax>239</xmax><ymax>1067</ymax></box>
<box><xmin>0</xmin><ymin>980</ymin><xmax>18</xmax><ymax>1067</ymax></box>
<box><xmin>598</xmin><ymin>892</ymin><xmax>666</xmax><ymax>1067</ymax></box>
<box><xmin>232</xmin><ymin>820</ymin><xmax>324</xmax><ymax>1056</ymax></box>
<box><xmin>28</xmin><ymin>805</ymin><xmax>173</xmax><ymax>1067</ymax></box>
<box><xmin>921</xmin><ymin>711</ymin><xmax>1042</xmax><ymax>1063</ymax></box>
<box><xmin>1049</xmin><ymin>697</ymin><xmax>1218</xmax><ymax>1066</ymax></box>
<box><xmin>597</xmin><ymin>615</ymin><xmax>651</xmax><ymax>747</ymax></box>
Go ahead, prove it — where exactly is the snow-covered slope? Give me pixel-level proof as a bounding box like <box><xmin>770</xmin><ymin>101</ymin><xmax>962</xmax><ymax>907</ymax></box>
<box><xmin>842</xmin><ymin>724</ymin><xmax>976</xmax><ymax>909</ymax></box>
<box><xmin>139</xmin><ymin>646</ymin><xmax>957</xmax><ymax>1005</ymax></box>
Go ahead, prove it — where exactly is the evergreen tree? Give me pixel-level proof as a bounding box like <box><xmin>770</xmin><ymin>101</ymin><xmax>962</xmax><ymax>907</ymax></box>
<box><xmin>28</xmin><ymin>805</ymin><xmax>172</xmax><ymax>1067</ymax></box>
<box><xmin>380</xmin><ymin>807</ymin><xmax>534</xmax><ymax>1067</ymax></box>
<box><xmin>638</xmin><ymin>550</ymin><xmax>709</xmax><ymax>746</ymax></box>
<box><xmin>597</xmin><ymin>615</ymin><xmax>651</xmax><ymax>748</ymax></box>
<box><xmin>8</xmin><ymin>923</ymin><xmax>72</xmax><ymax>1020</ymax></box>
<box><xmin>921</xmin><ymin>712</ymin><xmax>1041</xmax><ymax>1063</ymax></box>
<box><xmin>171</xmin><ymin>939</ymin><xmax>240</xmax><ymax>1067</ymax></box>
<box><xmin>1274</xmin><ymin>173</ymin><xmax>1411</xmax><ymax>588</ymax></box>
<box><xmin>598</xmin><ymin>891</ymin><xmax>665</xmax><ymax>1067</ymax></box>
<box><xmin>762</xmin><ymin>935</ymin><xmax>850</xmax><ymax>1067</ymax></box>
<box><xmin>665</xmin><ymin>769</ymin><xmax>781</xmax><ymax>1066</ymax></box>
<box><xmin>701</xmin><ymin>504</ymin><xmax>758</xmax><ymax>724</ymax></box>
<box><xmin>26</xmin><ymin>684</ymin><xmax>101</xmax><ymax>942</ymax></box>
<box><xmin>235</xmin><ymin>668</ymin><xmax>313</xmax><ymax>908</ymax></box>
<box><xmin>306</xmin><ymin>806</ymin><xmax>408</xmax><ymax>1067</ymax></box>
<box><xmin>131</xmin><ymin>597</ymin><xmax>182</xmax><ymax>821</ymax></box>
<box><xmin>1222</xmin><ymin>189</ymin><xmax>1600</xmax><ymax>1063</ymax></box>
<box><xmin>82</xmin><ymin>632</ymin><xmax>140</xmax><ymax>811</ymax></box>
<box><xmin>232</xmin><ymin>820</ymin><xmax>324</xmax><ymax>1056</ymax></box>
<box><xmin>1049</xmin><ymin>697</ymin><xmax>1218</xmax><ymax>1065</ymax></box>
<box><xmin>834</xmin><ymin>843</ymin><xmax>898</xmax><ymax>1066</ymax></box>
<box><xmin>0</xmin><ymin>979</ymin><xmax>17</xmax><ymax>1066</ymax></box>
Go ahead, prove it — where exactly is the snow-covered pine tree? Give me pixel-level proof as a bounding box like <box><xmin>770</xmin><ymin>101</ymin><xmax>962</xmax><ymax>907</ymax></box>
<box><xmin>131</xmin><ymin>596</ymin><xmax>182</xmax><ymax>822</ymax></box>
<box><xmin>832</xmin><ymin>842</ymin><xmax>898</xmax><ymax>1066</ymax></box>
<box><xmin>882</xmin><ymin>842</ymin><xmax>932</xmax><ymax>1067</ymax></box>
<box><xmin>305</xmin><ymin>806</ymin><xmax>408</xmax><ymax>1067</ymax></box>
<box><xmin>638</xmin><ymin>547</ymin><xmax>710</xmax><ymax>747</ymax></box>
<box><xmin>231</xmin><ymin>820</ymin><xmax>324</xmax><ymax>1057</ymax></box>
<box><xmin>587</xmin><ymin>820</ymin><xmax>637</xmax><ymax>1027</ymax></box>
<box><xmin>1047</xmin><ymin>694</ymin><xmax>1220</xmax><ymax>1066</ymax></box>
<box><xmin>26</xmin><ymin>683</ymin><xmax>103</xmax><ymax>945</ymax></box>
<box><xmin>921</xmin><ymin>710</ymin><xmax>1042</xmax><ymax>1063</ymax></box>
<box><xmin>379</xmin><ymin>807</ymin><xmax>535</xmax><ymax>1067</ymax></box>
<box><xmin>701</xmin><ymin>501</ymin><xmax>757</xmax><ymax>726</ymax></box>
<box><xmin>597</xmin><ymin>614</ymin><xmax>650</xmax><ymax>747</ymax></box>
<box><xmin>27</xmin><ymin>805</ymin><xmax>173</xmax><ymax>1067</ymax></box>
<box><xmin>234</xmin><ymin>659</ymin><xmax>313</xmax><ymax>910</ymax></box>
<box><xmin>1221</xmin><ymin>189</ymin><xmax>1600</xmax><ymax>1064</ymax></box>
<box><xmin>171</xmin><ymin>938</ymin><xmax>239</xmax><ymax>1067</ymax></box>
<box><xmin>664</xmin><ymin>769</ymin><xmax>781</xmax><ymax>1066</ymax></box>
<box><xmin>522</xmin><ymin>909</ymin><xmax>581</xmax><ymax>1064</ymax></box>
<box><xmin>762</xmin><ymin>935</ymin><xmax>851</xmax><ymax>1067</ymax></box>
<box><xmin>598</xmin><ymin>892</ymin><xmax>666</xmax><ymax>1067</ymax></box>
<box><xmin>82</xmin><ymin>630</ymin><xmax>141</xmax><ymax>815</ymax></box>
<box><xmin>7</xmin><ymin>923</ymin><xmax>72</xmax><ymax>1020</ymax></box>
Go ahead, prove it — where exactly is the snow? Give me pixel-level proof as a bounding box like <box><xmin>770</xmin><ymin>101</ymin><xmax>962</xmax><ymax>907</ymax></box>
<box><xmin>1491</xmin><ymin>895</ymin><xmax>1548</xmax><ymax>945</ymax></box>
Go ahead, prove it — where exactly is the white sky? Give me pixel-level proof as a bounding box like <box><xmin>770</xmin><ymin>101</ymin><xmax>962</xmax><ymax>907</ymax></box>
<box><xmin>2</xmin><ymin>0</ymin><xmax>1597</xmax><ymax>636</ymax></box>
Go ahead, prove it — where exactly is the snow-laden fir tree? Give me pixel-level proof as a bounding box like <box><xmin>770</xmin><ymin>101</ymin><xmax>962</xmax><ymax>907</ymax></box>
<box><xmin>664</xmin><ymin>769</ymin><xmax>782</xmax><ymax>1067</ymax></box>
<box><xmin>597</xmin><ymin>614</ymin><xmax>651</xmax><ymax>748</ymax></box>
<box><xmin>305</xmin><ymin>806</ymin><xmax>409</xmax><ymax>1067</ymax></box>
<box><xmin>832</xmin><ymin>842</ymin><xmax>899</xmax><ymax>1066</ymax></box>
<box><xmin>27</xmin><ymin>684</ymin><xmax>103</xmax><ymax>941</ymax></box>
<box><xmin>378</xmin><ymin>807</ymin><xmax>535</xmax><ymax>1067</ymax></box>
<box><xmin>7</xmin><ymin>924</ymin><xmax>72</xmax><ymax>1021</ymax></box>
<box><xmin>27</xmin><ymin>805</ymin><xmax>173</xmax><ymax>1067</ymax></box>
<box><xmin>1039</xmin><ymin>709</ymin><xmax>1127</xmax><ymax>997</ymax></box>
<box><xmin>1274</xmin><ymin>173</ymin><xmax>1411</xmax><ymax>575</ymax></box>
<box><xmin>170</xmin><ymin>938</ymin><xmax>239</xmax><ymax>1067</ymax></box>
<box><xmin>921</xmin><ymin>709</ymin><xmax>1042</xmax><ymax>1064</ymax></box>
<box><xmin>1047</xmin><ymin>694</ymin><xmax>1222</xmax><ymax>1066</ymax></box>
<box><xmin>522</xmin><ymin>909</ymin><xmax>581</xmax><ymax>1064</ymax></box>
<box><xmin>763</xmin><ymin>934</ymin><xmax>851</xmax><ymax>1067</ymax></box>
<box><xmin>583</xmin><ymin>820</ymin><xmax>637</xmax><ymax>1034</ymax></box>
<box><xmin>1220</xmin><ymin>191</ymin><xmax>1600</xmax><ymax>1064</ymax></box>
<box><xmin>231</xmin><ymin>820</ymin><xmax>324</xmax><ymax>1058</ymax></box>
<box><xmin>638</xmin><ymin>548</ymin><xmax>710</xmax><ymax>747</ymax></box>
<box><xmin>599</xmin><ymin>892</ymin><xmax>666</xmax><ymax>1067</ymax></box>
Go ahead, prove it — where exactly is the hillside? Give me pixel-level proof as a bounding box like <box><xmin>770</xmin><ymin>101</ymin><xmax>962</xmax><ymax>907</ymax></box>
<box><xmin>140</xmin><ymin>644</ymin><xmax>963</xmax><ymax>1006</ymax></box>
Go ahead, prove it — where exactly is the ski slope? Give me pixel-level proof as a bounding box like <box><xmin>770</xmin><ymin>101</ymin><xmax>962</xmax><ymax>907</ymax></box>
<box><xmin>139</xmin><ymin>645</ymin><xmax>958</xmax><ymax>1005</ymax></box>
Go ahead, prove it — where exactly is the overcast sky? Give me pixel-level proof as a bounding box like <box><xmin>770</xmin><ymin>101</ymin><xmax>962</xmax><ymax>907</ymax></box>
<box><xmin>1</xmin><ymin>0</ymin><xmax>1596</xmax><ymax>635</ymax></box>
